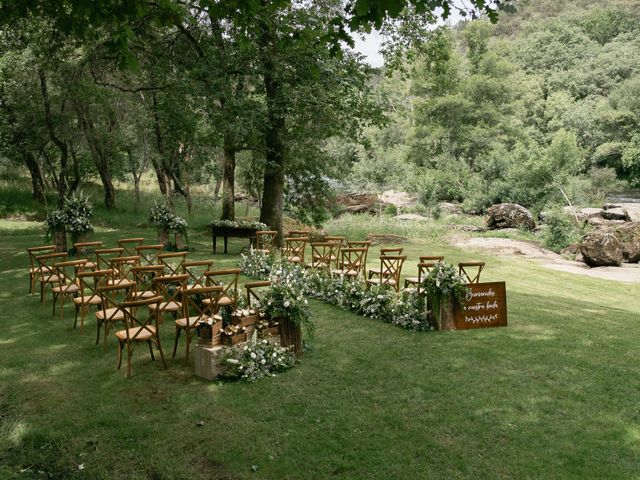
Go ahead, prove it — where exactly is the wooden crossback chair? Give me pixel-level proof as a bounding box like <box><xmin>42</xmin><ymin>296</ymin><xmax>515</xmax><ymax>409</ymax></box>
<box><xmin>158</xmin><ymin>251</ymin><xmax>189</xmax><ymax>277</ymax></box>
<box><xmin>131</xmin><ymin>265</ymin><xmax>164</xmax><ymax>300</ymax></box>
<box><xmin>255</xmin><ymin>230</ymin><xmax>278</xmax><ymax>254</ymax></box>
<box><xmin>366</xmin><ymin>255</ymin><xmax>407</xmax><ymax>292</ymax></box>
<box><xmin>34</xmin><ymin>252</ymin><xmax>69</xmax><ymax>303</ymax></box>
<box><xmin>288</xmin><ymin>229</ymin><xmax>310</xmax><ymax>238</ymax></box>
<box><xmin>458</xmin><ymin>261</ymin><xmax>485</xmax><ymax>284</ymax></box>
<box><xmin>331</xmin><ymin>248</ymin><xmax>367</xmax><ymax>280</ymax></box>
<box><xmin>245</xmin><ymin>281</ymin><xmax>272</xmax><ymax>309</ymax></box>
<box><xmin>117</xmin><ymin>237</ymin><xmax>145</xmax><ymax>256</ymax></box>
<box><xmin>324</xmin><ymin>236</ymin><xmax>346</xmax><ymax>245</ymax></box>
<box><xmin>307</xmin><ymin>242</ymin><xmax>341</xmax><ymax>270</ymax></box>
<box><xmin>404</xmin><ymin>256</ymin><xmax>445</xmax><ymax>291</ymax></box>
<box><xmin>173</xmin><ymin>285</ymin><xmax>223</xmax><ymax>365</ymax></box>
<box><xmin>50</xmin><ymin>259</ymin><xmax>88</xmax><ymax>320</ymax></box>
<box><xmin>107</xmin><ymin>255</ymin><xmax>140</xmax><ymax>288</ymax></box>
<box><xmin>204</xmin><ymin>269</ymin><xmax>240</xmax><ymax>309</ymax></box>
<box><xmin>345</xmin><ymin>241</ymin><xmax>371</xmax><ymax>271</ymax></box>
<box><xmin>74</xmin><ymin>269</ymin><xmax>113</xmax><ymax>333</ymax></box>
<box><xmin>73</xmin><ymin>241</ymin><xmax>103</xmax><ymax>269</ymax></box>
<box><xmin>95</xmin><ymin>247</ymin><xmax>125</xmax><ymax>270</ymax></box>
<box><xmin>149</xmin><ymin>274</ymin><xmax>188</xmax><ymax>324</ymax></box>
<box><xmin>27</xmin><ymin>245</ymin><xmax>57</xmax><ymax>294</ymax></box>
<box><xmin>367</xmin><ymin>247</ymin><xmax>404</xmax><ymax>280</ymax></box>
<box><xmin>283</xmin><ymin>237</ymin><xmax>308</xmax><ymax>264</ymax></box>
<box><xmin>115</xmin><ymin>294</ymin><xmax>166</xmax><ymax>378</ymax></box>
<box><xmin>134</xmin><ymin>244</ymin><xmax>164</xmax><ymax>266</ymax></box>
<box><xmin>96</xmin><ymin>282</ymin><xmax>135</xmax><ymax>351</ymax></box>
<box><xmin>181</xmin><ymin>260</ymin><xmax>214</xmax><ymax>290</ymax></box>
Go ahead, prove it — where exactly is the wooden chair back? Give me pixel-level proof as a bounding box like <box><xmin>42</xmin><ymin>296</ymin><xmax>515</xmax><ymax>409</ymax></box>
<box><xmin>154</xmin><ymin>274</ymin><xmax>189</xmax><ymax>307</ymax></box>
<box><xmin>131</xmin><ymin>265</ymin><xmax>164</xmax><ymax>298</ymax></box>
<box><xmin>345</xmin><ymin>241</ymin><xmax>371</xmax><ymax>269</ymax></box>
<box><xmin>96</xmin><ymin>282</ymin><xmax>135</xmax><ymax>324</ymax></box>
<box><xmin>309</xmin><ymin>242</ymin><xmax>341</xmax><ymax>269</ymax></box>
<box><xmin>204</xmin><ymin>269</ymin><xmax>240</xmax><ymax>307</ymax></box>
<box><xmin>95</xmin><ymin>248</ymin><xmax>125</xmax><ymax>270</ymax></box>
<box><xmin>35</xmin><ymin>252</ymin><xmax>69</xmax><ymax>280</ymax></box>
<box><xmin>158</xmin><ymin>251</ymin><xmax>189</xmax><ymax>277</ymax></box>
<box><xmin>458</xmin><ymin>261</ymin><xmax>485</xmax><ymax>284</ymax></box>
<box><xmin>179</xmin><ymin>285</ymin><xmax>223</xmax><ymax>323</ymax></box>
<box><xmin>135</xmin><ymin>244</ymin><xmax>164</xmax><ymax>266</ymax></box>
<box><xmin>52</xmin><ymin>258</ymin><xmax>88</xmax><ymax>285</ymax></box>
<box><xmin>324</xmin><ymin>236</ymin><xmax>346</xmax><ymax>245</ymax></box>
<box><xmin>283</xmin><ymin>237</ymin><xmax>307</xmax><ymax>263</ymax></box>
<box><xmin>28</xmin><ymin>245</ymin><xmax>57</xmax><ymax>270</ymax></box>
<box><xmin>77</xmin><ymin>268</ymin><xmax>113</xmax><ymax>301</ymax></box>
<box><xmin>381</xmin><ymin>247</ymin><xmax>404</xmax><ymax>256</ymax></box>
<box><xmin>255</xmin><ymin>230</ymin><xmax>278</xmax><ymax>252</ymax></box>
<box><xmin>379</xmin><ymin>255</ymin><xmax>406</xmax><ymax>288</ymax></box>
<box><xmin>420</xmin><ymin>255</ymin><xmax>444</xmax><ymax>263</ymax></box>
<box><xmin>119</xmin><ymin>295</ymin><xmax>164</xmax><ymax>342</ymax></box>
<box><xmin>108</xmin><ymin>255</ymin><xmax>140</xmax><ymax>285</ymax></box>
<box><xmin>181</xmin><ymin>260</ymin><xmax>214</xmax><ymax>288</ymax></box>
<box><xmin>245</xmin><ymin>281</ymin><xmax>271</xmax><ymax>308</ymax></box>
<box><xmin>339</xmin><ymin>248</ymin><xmax>367</xmax><ymax>276</ymax></box>
<box><xmin>117</xmin><ymin>237</ymin><xmax>145</xmax><ymax>256</ymax></box>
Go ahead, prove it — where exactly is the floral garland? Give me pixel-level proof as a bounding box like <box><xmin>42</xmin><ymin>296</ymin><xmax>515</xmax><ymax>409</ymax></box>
<box><xmin>211</xmin><ymin>219</ymin><xmax>268</xmax><ymax>230</ymax></box>
<box><xmin>421</xmin><ymin>263</ymin><xmax>469</xmax><ymax>329</ymax></box>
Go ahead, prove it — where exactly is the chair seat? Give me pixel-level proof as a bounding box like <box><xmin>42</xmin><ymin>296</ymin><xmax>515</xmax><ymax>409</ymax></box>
<box><xmin>106</xmin><ymin>279</ymin><xmax>135</xmax><ymax>287</ymax></box>
<box><xmin>84</xmin><ymin>261</ymin><xmax>97</xmax><ymax>269</ymax></box>
<box><xmin>51</xmin><ymin>284</ymin><xmax>80</xmax><ymax>294</ymax></box>
<box><xmin>287</xmin><ymin>256</ymin><xmax>302</xmax><ymax>263</ymax></box>
<box><xmin>96</xmin><ymin>307</ymin><xmax>126</xmax><ymax>321</ymax></box>
<box><xmin>73</xmin><ymin>294</ymin><xmax>102</xmax><ymax>305</ymax></box>
<box><xmin>366</xmin><ymin>278</ymin><xmax>397</xmax><ymax>286</ymax></box>
<box><xmin>29</xmin><ymin>266</ymin><xmax>51</xmax><ymax>273</ymax></box>
<box><xmin>148</xmin><ymin>301</ymin><xmax>181</xmax><ymax>312</ymax></box>
<box><xmin>331</xmin><ymin>269</ymin><xmax>359</xmax><ymax>277</ymax></box>
<box><xmin>404</xmin><ymin>276</ymin><xmax>419</xmax><ymax>285</ymax></box>
<box><xmin>306</xmin><ymin>262</ymin><xmax>329</xmax><ymax>269</ymax></box>
<box><xmin>175</xmin><ymin>315</ymin><xmax>206</xmax><ymax>328</ymax></box>
<box><xmin>203</xmin><ymin>295</ymin><xmax>233</xmax><ymax>306</ymax></box>
<box><xmin>255</xmin><ymin>249</ymin><xmax>270</xmax><ymax>254</ymax></box>
<box><xmin>115</xmin><ymin>325</ymin><xmax>156</xmax><ymax>341</ymax></box>
<box><xmin>184</xmin><ymin>283</ymin><xmax>203</xmax><ymax>290</ymax></box>
<box><xmin>41</xmin><ymin>274</ymin><xmax>61</xmax><ymax>284</ymax></box>
<box><xmin>132</xmin><ymin>290</ymin><xmax>156</xmax><ymax>299</ymax></box>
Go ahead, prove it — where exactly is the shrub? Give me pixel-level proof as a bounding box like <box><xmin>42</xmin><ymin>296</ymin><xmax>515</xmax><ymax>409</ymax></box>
<box><xmin>542</xmin><ymin>209</ymin><xmax>582</xmax><ymax>253</ymax></box>
<box><xmin>384</xmin><ymin>203</ymin><xmax>397</xmax><ymax>216</ymax></box>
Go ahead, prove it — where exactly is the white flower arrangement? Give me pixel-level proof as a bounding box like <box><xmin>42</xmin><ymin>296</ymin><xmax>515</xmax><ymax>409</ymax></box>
<box><xmin>211</xmin><ymin>219</ymin><xmax>268</xmax><ymax>230</ymax></box>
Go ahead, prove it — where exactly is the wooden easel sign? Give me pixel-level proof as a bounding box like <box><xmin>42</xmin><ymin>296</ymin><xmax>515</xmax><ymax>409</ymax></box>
<box><xmin>453</xmin><ymin>282</ymin><xmax>508</xmax><ymax>330</ymax></box>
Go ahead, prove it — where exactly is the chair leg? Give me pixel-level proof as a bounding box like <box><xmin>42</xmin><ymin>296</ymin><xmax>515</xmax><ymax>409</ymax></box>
<box><xmin>116</xmin><ymin>341</ymin><xmax>123</xmax><ymax>369</ymax></box>
<box><xmin>126</xmin><ymin>343</ymin><xmax>132</xmax><ymax>378</ymax></box>
<box><xmin>156</xmin><ymin>336</ymin><xmax>168</xmax><ymax>369</ymax></box>
<box><xmin>29</xmin><ymin>273</ymin><xmax>34</xmax><ymax>294</ymax></box>
<box><xmin>74</xmin><ymin>305</ymin><xmax>79</xmax><ymax>329</ymax></box>
<box><xmin>103</xmin><ymin>323</ymin><xmax>110</xmax><ymax>352</ymax></box>
<box><xmin>185</xmin><ymin>329</ymin><xmax>191</xmax><ymax>366</ymax></box>
<box><xmin>96</xmin><ymin>319</ymin><xmax>101</xmax><ymax>345</ymax></box>
<box><xmin>172</xmin><ymin>327</ymin><xmax>181</xmax><ymax>357</ymax></box>
<box><xmin>148</xmin><ymin>341</ymin><xmax>155</xmax><ymax>361</ymax></box>
<box><xmin>40</xmin><ymin>282</ymin><xmax>45</xmax><ymax>304</ymax></box>
<box><xmin>51</xmin><ymin>293</ymin><xmax>57</xmax><ymax>315</ymax></box>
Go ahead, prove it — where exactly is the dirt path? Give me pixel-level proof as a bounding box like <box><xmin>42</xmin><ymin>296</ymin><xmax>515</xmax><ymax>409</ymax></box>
<box><xmin>448</xmin><ymin>234</ymin><xmax>640</xmax><ymax>283</ymax></box>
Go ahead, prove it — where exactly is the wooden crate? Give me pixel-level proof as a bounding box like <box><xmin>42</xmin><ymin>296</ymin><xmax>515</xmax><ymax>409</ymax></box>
<box><xmin>194</xmin><ymin>344</ymin><xmax>228</xmax><ymax>380</ymax></box>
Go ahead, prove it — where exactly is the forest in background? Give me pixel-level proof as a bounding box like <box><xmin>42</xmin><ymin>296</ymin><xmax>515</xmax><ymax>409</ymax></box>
<box><xmin>1</xmin><ymin>0</ymin><xmax>639</xmax><ymax>229</ymax></box>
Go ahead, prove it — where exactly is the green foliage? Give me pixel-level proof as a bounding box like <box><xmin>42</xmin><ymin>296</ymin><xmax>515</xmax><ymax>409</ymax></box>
<box><xmin>421</xmin><ymin>262</ymin><xmax>469</xmax><ymax>328</ymax></box>
<box><xmin>542</xmin><ymin>209</ymin><xmax>583</xmax><ymax>253</ymax></box>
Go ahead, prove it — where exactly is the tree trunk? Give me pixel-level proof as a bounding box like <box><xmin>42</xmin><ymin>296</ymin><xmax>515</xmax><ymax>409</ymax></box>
<box><xmin>96</xmin><ymin>162</ymin><xmax>116</xmax><ymax>209</ymax></box>
<box><xmin>221</xmin><ymin>137</ymin><xmax>236</xmax><ymax>221</ymax></box>
<box><xmin>278</xmin><ymin>316</ymin><xmax>302</xmax><ymax>357</ymax></box>
<box><xmin>22</xmin><ymin>151</ymin><xmax>46</xmax><ymax>203</ymax></box>
<box><xmin>69</xmin><ymin>142</ymin><xmax>81</xmax><ymax>192</ymax></box>
<box><xmin>259</xmin><ymin>22</ymin><xmax>286</xmax><ymax>246</ymax></box>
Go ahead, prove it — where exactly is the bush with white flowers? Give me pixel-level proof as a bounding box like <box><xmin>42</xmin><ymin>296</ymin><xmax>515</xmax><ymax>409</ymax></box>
<box><xmin>221</xmin><ymin>332</ymin><xmax>296</xmax><ymax>382</ymax></box>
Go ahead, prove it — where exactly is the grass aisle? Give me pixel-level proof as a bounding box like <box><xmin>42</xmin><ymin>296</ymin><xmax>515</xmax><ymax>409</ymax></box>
<box><xmin>0</xmin><ymin>227</ymin><xmax>639</xmax><ymax>479</ymax></box>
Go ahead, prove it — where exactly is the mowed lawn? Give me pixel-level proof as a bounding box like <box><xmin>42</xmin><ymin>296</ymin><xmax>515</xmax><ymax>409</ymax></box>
<box><xmin>1</xmin><ymin>226</ymin><xmax>639</xmax><ymax>479</ymax></box>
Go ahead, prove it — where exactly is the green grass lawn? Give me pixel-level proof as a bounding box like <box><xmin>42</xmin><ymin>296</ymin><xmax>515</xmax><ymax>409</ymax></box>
<box><xmin>1</xmin><ymin>224</ymin><xmax>639</xmax><ymax>479</ymax></box>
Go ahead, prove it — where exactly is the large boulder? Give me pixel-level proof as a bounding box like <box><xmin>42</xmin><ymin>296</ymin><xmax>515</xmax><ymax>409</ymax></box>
<box><xmin>612</xmin><ymin>222</ymin><xmax>640</xmax><ymax>263</ymax></box>
<box><xmin>579</xmin><ymin>231</ymin><xmax>624</xmax><ymax>267</ymax></box>
<box><xmin>485</xmin><ymin>203</ymin><xmax>535</xmax><ymax>230</ymax></box>
<box><xmin>396</xmin><ymin>213</ymin><xmax>429</xmax><ymax>222</ymax></box>
<box><xmin>365</xmin><ymin>233</ymin><xmax>408</xmax><ymax>245</ymax></box>
<box><xmin>601</xmin><ymin>207</ymin><xmax>630</xmax><ymax>221</ymax></box>
<box><xmin>439</xmin><ymin>202</ymin><xmax>462</xmax><ymax>215</ymax></box>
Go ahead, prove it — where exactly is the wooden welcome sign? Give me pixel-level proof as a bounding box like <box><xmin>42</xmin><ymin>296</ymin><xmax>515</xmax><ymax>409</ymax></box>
<box><xmin>453</xmin><ymin>282</ymin><xmax>508</xmax><ymax>330</ymax></box>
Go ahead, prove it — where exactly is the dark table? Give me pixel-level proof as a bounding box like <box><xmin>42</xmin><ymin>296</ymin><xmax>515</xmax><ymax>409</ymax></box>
<box><xmin>210</xmin><ymin>225</ymin><xmax>259</xmax><ymax>253</ymax></box>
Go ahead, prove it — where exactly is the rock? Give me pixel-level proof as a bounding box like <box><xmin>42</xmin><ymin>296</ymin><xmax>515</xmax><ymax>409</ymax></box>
<box><xmin>603</xmin><ymin>203</ymin><xmax>621</xmax><ymax>210</ymax></box>
<box><xmin>380</xmin><ymin>190</ymin><xmax>417</xmax><ymax>209</ymax></box>
<box><xmin>439</xmin><ymin>202</ymin><xmax>462</xmax><ymax>215</ymax></box>
<box><xmin>578</xmin><ymin>207</ymin><xmax>604</xmax><ymax>218</ymax></box>
<box><xmin>365</xmin><ymin>233</ymin><xmax>408</xmax><ymax>245</ymax></box>
<box><xmin>601</xmin><ymin>207</ymin><xmax>630</xmax><ymax>221</ymax></box>
<box><xmin>343</xmin><ymin>204</ymin><xmax>373</xmax><ymax>215</ymax></box>
<box><xmin>587</xmin><ymin>217</ymin><xmax>622</xmax><ymax>228</ymax></box>
<box><xmin>336</xmin><ymin>192</ymin><xmax>378</xmax><ymax>207</ymax></box>
<box><xmin>449</xmin><ymin>224</ymin><xmax>486</xmax><ymax>232</ymax></box>
<box><xmin>485</xmin><ymin>203</ymin><xmax>535</xmax><ymax>230</ymax></box>
<box><xmin>579</xmin><ymin>231</ymin><xmax>624</xmax><ymax>267</ymax></box>
<box><xmin>560</xmin><ymin>243</ymin><xmax>582</xmax><ymax>262</ymax></box>
<box><xmin>619</xmin><ymin>203</ymin><xmax>640</xmax><ymax>222</ymax></box>
<box><xmin>396</xmin><ymin>213</ymin><xmax>429</xmax><ymax>221</ymax></box>
<box><xmin>612</xmin><ymin>223</ymin><xmax>640</xmax><ymax>263</ymax></box>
